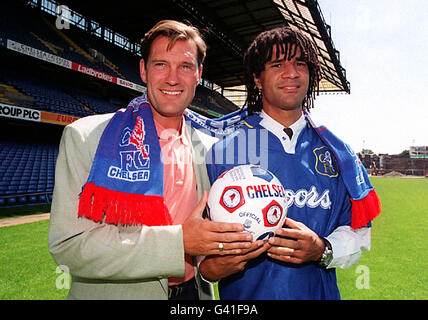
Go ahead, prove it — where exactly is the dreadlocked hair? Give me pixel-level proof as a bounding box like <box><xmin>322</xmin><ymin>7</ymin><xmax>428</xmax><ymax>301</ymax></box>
<box><xmin>243</xmin><ymin>26</ymin><xmax>321</xmax><ymax>114</ymax></box>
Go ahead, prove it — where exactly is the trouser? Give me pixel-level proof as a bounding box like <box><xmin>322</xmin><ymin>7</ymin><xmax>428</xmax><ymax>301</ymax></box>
<box><xmin>168</xmin><ymin>277</ymin><xmax>199</xmax><ymax>300</ymax></box>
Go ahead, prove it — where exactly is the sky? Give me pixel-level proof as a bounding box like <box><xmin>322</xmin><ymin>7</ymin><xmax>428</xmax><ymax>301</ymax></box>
<box><xmin>308</xmin><ymin>0</ymin><xmax>428</xmax><ymax>155</ymax></box>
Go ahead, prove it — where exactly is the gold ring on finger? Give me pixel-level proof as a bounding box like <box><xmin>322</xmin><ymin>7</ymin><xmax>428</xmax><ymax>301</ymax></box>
<box><xmin>218</xmin><ymin>242</ymin><xmax>224</xmax><ymax>252</ymax></box>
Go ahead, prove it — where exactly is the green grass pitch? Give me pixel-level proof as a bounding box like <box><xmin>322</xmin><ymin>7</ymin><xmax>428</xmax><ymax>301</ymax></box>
<box><xmin>0</xmin><ymin>177</ymin><xmax>426</xmax><ymax>299</ymax></box>
<box><xmin>336</xmin><ymin>177</ymin><xmax>427</xmax><ymax>300</ymax></box>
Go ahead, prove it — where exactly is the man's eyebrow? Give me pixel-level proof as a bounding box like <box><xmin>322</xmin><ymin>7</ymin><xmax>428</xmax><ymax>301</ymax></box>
<box><xmin>267</xmin><ymin>57</ymin><xmax>286</xmax><ymax>64</ymax></box>
<box><xmin>267</xmin><ymin>55</ymin><xmax>306</xmax><ymax>64</ymax></box>
<box><xmin>266</xmin><ymin>57</ymin><xmax>306</xmax><ymax>64</ymax></box>
<box><xmin>150</xmin><ymin>58</ymin><xmax>167</xmax><ymax>64</ymax></box>
<box><xmin>182</xmin><ymin>61</ymin><xmax>196</xmax><ymax>66</ymax></box>
<box><xmin>150</xmin><ymin>58</ymin><xmax>196</xmax><ymax>66</ymax></box>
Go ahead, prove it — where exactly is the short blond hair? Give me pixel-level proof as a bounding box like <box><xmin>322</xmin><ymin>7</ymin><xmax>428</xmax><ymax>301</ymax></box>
<box><xmin>140</xmin><ymin>20</ymin><xmax>207</xmax><ymax>67</ymax></box>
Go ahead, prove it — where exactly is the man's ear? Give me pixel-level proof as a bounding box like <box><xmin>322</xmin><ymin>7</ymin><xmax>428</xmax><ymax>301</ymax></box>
<box><xmin>140</xmin><ymin>59</ymin><xmax>147</xmax><ymax>84</ymax></box>
<box><xmin>197</xmin><ymin>64</ymin><xmax>203</xmax><ymax>85</ymax></box>
<box><xmin>253</xmin><ymin>73</ymin><xmax>262</xmax><ymax>90</ymax></box>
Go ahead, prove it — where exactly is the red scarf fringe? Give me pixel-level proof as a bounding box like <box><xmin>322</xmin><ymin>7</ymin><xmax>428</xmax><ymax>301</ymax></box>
<box><xmin>350</xmin><ymin>189</ymin><xmax>381</xmax><ymax>229</ymax></box>
<box><xmin>78</xmin><ymin>182</ymin><xmax>172</xmax><ymax>226</ymax></box>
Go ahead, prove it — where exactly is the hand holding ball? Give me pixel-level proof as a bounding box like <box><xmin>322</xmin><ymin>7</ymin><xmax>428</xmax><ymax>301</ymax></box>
<box><xmin>207</xmin><ymin>165</ymin><xmax>287</xmax><ymax>241</ymax></box>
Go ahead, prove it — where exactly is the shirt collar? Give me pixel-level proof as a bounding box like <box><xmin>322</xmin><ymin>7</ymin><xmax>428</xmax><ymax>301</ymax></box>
<box><xmin>259</xmin><ymin>110</ymin><xmax>307</xmax><ymax>154</ymax></box>
<box><xmin>154</xmin><ymin>116</ymin><xmax>190</xmax><ymax>146</ymax></box>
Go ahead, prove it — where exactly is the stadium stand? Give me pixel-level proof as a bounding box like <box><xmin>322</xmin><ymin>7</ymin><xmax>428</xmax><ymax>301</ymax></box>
<box><xmin>0</xmin><ymin>141</ymin><xmax>57</xmax><ymax>200</ymax></box>
<box><xmin>0</xmin><ymin>115</ymin><xmax>63</xmax><ymax>206</ymax></box>
<box><xmin>0</xmin><ymin>3</ymin><xmax>236</xmax><ymax>117</ymax></box>
<box><xmin>0</xmin><ymin>1</ymin><xmax>147</xmax><ymax>84</ymax></box>
<box><xmin>2</xmin><ymin>68</ymin><xmax>92</xmax><ymax>117</ymax></box>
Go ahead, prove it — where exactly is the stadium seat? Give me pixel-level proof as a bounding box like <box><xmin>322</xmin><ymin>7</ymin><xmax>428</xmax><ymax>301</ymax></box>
<box><xmin>7</xmin><ymin>197</ymin><xmax>17</xmax><ymax>205</ymax></box>
<box><xmin>38</xmin><ymin>194</ymin><xmax>48</xmax><ymax>203</ymax></box>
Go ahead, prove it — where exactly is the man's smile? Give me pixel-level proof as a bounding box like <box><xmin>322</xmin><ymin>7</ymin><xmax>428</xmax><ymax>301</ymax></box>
<box><xmin>160</xmin><ymin>89</ymin><xmax>183</xmax><ymax>96</ymax></box>
<box><xmin>278</xmin><ymin>83</ymin><xmax>300</xmax><ymax>92</ymax></box>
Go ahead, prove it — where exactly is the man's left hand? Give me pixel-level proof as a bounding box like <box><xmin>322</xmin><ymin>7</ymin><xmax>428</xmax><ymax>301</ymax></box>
<box><xmin>267</xmin><ymin>217</ymin><xmax>325</xmax><ymax>264</ymax></box>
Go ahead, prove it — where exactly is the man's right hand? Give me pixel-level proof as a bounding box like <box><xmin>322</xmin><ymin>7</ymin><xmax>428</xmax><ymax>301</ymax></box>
<box><xmin>199</xmin><ymin>240</ymin><xmax>270</xmax><ymax>281</ymax></box>
<box><xmin>182</xmin><ymin>190</ymin><xmax>253</xmax><ymax>256</ymax></box>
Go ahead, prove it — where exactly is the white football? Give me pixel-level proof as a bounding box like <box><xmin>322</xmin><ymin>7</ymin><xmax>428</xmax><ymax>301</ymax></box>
<box><xmin>207</xmin><ymin>164</ymin><xmax>287</xmax><ymax>241</ymax></box>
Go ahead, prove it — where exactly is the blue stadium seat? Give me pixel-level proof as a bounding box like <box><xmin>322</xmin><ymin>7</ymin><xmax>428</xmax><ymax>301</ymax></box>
<box><xmin>7</xmin><ymin>197</ymin><xmax>17</xmax><ymax>205</ymax></box>
<box><xmin>18</xmin><ymin>196</ymin><xmax>27</xmax><ymax>204</ymax></box>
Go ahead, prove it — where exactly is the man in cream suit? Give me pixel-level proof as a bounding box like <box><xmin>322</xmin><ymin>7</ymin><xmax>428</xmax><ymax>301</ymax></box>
<box><xmin>48</xmin><ymin>20</ymin><xmax>253</xmax><ymax>300</ymax></box>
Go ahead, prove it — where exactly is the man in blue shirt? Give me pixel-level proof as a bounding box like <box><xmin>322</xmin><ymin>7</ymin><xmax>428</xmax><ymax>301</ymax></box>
<box><xmin>199</xmin><ymin>26</ymin><xmax>371</xmax><ymax>299</ymax></box>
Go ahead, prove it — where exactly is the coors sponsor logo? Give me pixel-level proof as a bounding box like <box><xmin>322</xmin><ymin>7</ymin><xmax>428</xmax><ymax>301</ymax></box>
<box><xmin>284</xmin><ymin>186</ymin><xmax>331</xmax><ymax>210</ymax></box>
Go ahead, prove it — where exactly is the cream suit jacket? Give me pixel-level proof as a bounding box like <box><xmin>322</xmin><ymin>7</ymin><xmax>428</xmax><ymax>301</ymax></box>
<box><xmin>48</xmin><ymin>112</ymin><xmax>216</xmax><ymax>300</ymax></box>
